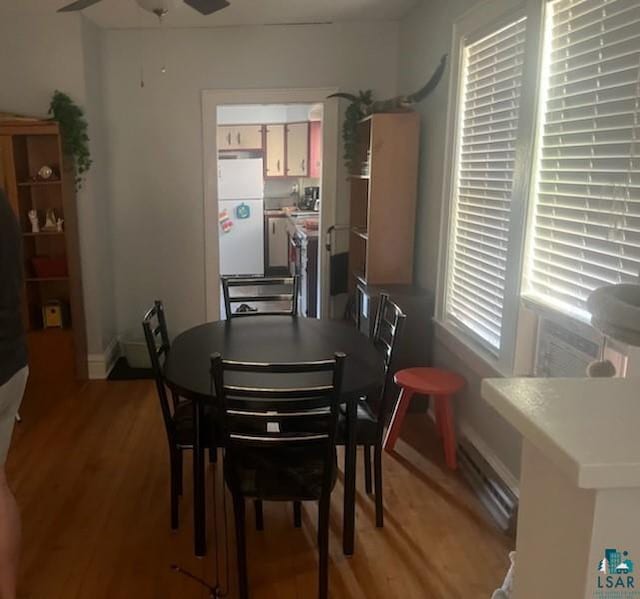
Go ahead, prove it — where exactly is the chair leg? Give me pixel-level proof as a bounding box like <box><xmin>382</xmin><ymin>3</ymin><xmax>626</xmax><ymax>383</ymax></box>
<box><xmin>233</xmin><ymin>495</ymin><xmax>249</xmax><ymax>599</ymax></box>
<box><xmin>209</xmin><ymin>447</ymin><xmax>217</xmax><ymax>464</ymax></box>
<box><xmin>254</xmin><ymin>500</ymin><xmax>264</xmax><ymax>531</ymax></box>
<box><xmin>177</xmin><ymin>449</ymin><xmax>183</xmax><ymax>496</ymax></box>
<box><xmin>170</xmin><ymin>450</ymin><xmax>180</xmax><ymax>531</ymax></box>
<box><xmin>293</xmin><ymin>501</ymin><xmax>302</xmax><ymax>528</ymax></box>
<box><xmin>318</xmin><ymin>497</ymin><xmax>330</xmax><ymax>599</ymax></box>
<box><xmin>374</xmin><ymin>444</ymin><xmax>384</xmax><ymax>528</ymax></box>
<box><xmin>383</xmin><ymin>388</ymin><xmax>414</xmax><ymax>452</ymax></box>
<box><xmin>363</xmin><ymin>445</ymin><xmax>373</xmax><ymax>495</ymax></box>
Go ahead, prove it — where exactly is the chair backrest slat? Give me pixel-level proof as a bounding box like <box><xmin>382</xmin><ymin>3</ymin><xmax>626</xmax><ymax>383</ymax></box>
<box><xmin>142</xmin><ymin>300</ymin><xmax>175</xmax><ymax>439</ymax></box>
<box><xmin>221</xmin><ymin>275</ymin><xmax>300</xmax><ymax>319</ymax></box>
<box><xmin>229</xmin><ymin>433</ymin><xmax>330</xmax><ymax>444</ymax></box>
<box><xmin>223</xmin><ymin>359</ymin><xmax>334</xmax><ymax>373</ymax></box>
<box><xmin>371</xmin><ymin>293</ymin><xmax>406</xmax><ymax>436</ymax></box>
<box><xmin>212</xmin><ymin>348</ymin><xmax>347</xmax><ymax>504</ymax></box>
<box><xmin>372</xmin><ymin>293</ymin><xmax>405</xmax><ymax>371</ymax></box>
<box><xmin>211</xmin><ymin>352</ymin><xmax>345</xmax><ymax>448</ymax></box>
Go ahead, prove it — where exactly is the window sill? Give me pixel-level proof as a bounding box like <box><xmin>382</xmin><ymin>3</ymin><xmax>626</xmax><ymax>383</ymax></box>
<box><xmin>521</xmin><ymin>294</ymin><xmax>592</xmax><ymax>329</ymax></box>
<box><xmin>433</xmin><ymin>319</ymin><xmax>512</xmax><ymax>378</ymax></box>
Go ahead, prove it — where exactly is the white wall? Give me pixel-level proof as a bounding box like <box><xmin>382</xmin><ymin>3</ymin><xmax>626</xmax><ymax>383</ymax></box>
<box><xmin>103</xmin><ymin>22</ymin><xmax>400</xmax><ymax>337</ymax></box>
<box><xmin>398</xmin><ymin>0</ymin><xmax>523</xmax><ymax>479</ymax></box>
<box><xmin>0</xmin><ymin>15</ymin><xmax>86</xmax><ymax>118</ymax></box>
<box><xmin>218</xmin><ymin>104</ymin><xmax>315</xmax><ymax>125</ymax></box>
<box><xmin>0</xmin><ymin>14</ymin><xmax>116</xmax><ymax>360</ymax></box>
<box><xmin>81</xmin><ymin>18</ymin><xmax>117</xmax><ymax>355</ymax></box>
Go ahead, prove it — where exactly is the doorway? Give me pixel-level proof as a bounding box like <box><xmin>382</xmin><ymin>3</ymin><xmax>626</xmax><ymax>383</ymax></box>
<box><xmin>201</xmin><ymin>89</ymin><xmax>339</xmax><ymax>321</ymax></box>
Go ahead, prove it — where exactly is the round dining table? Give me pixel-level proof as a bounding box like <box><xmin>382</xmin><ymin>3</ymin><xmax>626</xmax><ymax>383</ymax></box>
<box><xmin>164</xmin><ymin>315</ymin><xmax>386</xmax><ymax>557</ymax></box>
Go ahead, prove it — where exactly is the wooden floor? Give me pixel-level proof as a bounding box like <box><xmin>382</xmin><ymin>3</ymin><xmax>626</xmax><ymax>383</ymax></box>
<box><xmin>8</xmin><ymin>363</ymin><xmax>511</xmax><ymax>599</ymax></box>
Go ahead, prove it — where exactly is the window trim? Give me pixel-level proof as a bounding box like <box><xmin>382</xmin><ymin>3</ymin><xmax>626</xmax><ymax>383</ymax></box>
<box><xmin>436</xmin><ymin>0</ymin><xmax>547</xmax><ymax>374</ymax></box>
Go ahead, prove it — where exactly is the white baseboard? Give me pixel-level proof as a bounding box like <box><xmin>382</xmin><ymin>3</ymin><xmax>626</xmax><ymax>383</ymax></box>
<box><xmin>87</xmin><ymin>337</ymin><xmax>120</xmax><ymax>380</ymax></box>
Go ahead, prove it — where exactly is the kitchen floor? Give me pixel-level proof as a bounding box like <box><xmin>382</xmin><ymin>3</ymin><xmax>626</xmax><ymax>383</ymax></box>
<box><xmin>9</xmin><ymin>370</ymin><xmax>512</xmax><ymax>598</ymax></box>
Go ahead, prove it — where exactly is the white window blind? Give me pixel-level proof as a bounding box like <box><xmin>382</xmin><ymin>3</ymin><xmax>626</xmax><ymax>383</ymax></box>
<box><xmin>527</xmin><ymin>0</ymin><xmax>640</xmax><ymax>318</ymax></box>
<box><xmin>446</xmin><ymin>17</ymin><xmax>528</xmax><ymax>352</ymax></box>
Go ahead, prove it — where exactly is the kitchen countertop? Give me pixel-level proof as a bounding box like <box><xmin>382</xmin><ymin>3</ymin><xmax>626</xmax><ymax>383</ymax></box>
<box><xmin>265</xmin><ymin>206</ymin><xmax>319</xmax><ymax>239</ymax></box>
<box><xmin>290</xmin><ymin>213</ymin><xmax>319</xmax><ymax>239</ymax></box>
<box><xmin>482</xmin><ymin>377</ymin><xmax>640</xmax><ymax>489</ymax></box>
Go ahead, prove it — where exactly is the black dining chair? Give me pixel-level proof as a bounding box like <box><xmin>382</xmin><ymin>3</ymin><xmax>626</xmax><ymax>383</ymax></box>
<box><xmin>221</xmin><ymin>275</ymin><xmax>300</xmax><ymax>319</ymax></box>
<box><xmin>338</xmin><ymin>292</ymin><xmax>405</xmax><ymax>528</ymax></box>
<box><xmin>211</xmin><ymin>352</ymin><xmax>345</xmax><ymax>599</ymax></box>
<box><xmin>142</xmin><ymin>301</ymin><xmax>214</xmax><ymax>534</ymax></box>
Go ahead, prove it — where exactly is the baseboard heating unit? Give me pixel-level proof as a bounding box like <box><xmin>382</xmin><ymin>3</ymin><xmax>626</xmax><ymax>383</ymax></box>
<box><xmin>458</xmin><ymin>437</ymin><xmax>518</xmax><ymax>535</ymax></box>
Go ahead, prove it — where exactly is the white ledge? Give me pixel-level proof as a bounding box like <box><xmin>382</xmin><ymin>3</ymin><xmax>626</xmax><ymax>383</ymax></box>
<box><xmin>481</xmin><ymin>377</ymin><xmax>640</xmax><ymax>490</ymax></box>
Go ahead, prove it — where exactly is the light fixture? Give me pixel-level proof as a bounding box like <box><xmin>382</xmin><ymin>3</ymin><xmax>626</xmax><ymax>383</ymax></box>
<box><xmin>135</xmin><ymin>0</ymin><xmax>178</xmax><ymax>18</ymax></box>
<box><xmin>135</xmin><ymin>0</ymin><xmax>177</xmax><ymax>77</ymax></box>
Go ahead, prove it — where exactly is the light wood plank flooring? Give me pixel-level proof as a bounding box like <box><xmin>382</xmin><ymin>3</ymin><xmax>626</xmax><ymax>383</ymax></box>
<box><xmin>7</xmin><ymin>369</ymin><xmax>511</xmax><ymax>598</ymax></box>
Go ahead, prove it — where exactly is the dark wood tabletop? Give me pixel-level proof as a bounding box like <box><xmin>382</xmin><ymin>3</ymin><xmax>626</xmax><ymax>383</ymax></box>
<box><xmin>164</xmin><ymin>316</ymin><xmax>385</xmax><ymax>401</ymax></box>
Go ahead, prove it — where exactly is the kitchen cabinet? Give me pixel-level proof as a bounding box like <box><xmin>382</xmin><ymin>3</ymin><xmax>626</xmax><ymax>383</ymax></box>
<box><xmin>285</xmin><ymin>122</ymin><xmax>309</xmax><ymax>177</ymax></box>
<box><xmin>217</xmin><ymin>125</ymin><xmax>263</xmax><ymax>151</ymax></box>
<box><xmin>266</xmin><ymin>214</ymin><xmax>289</xmax><ymax>271</ymax></box>
<box><xmin>309</xmin><ymin>121</ymin><xmax>322</xmax><ymax>179</ymax></box>
<box><xmin>265</xmin><ymin>124</ymin><xmax>286</xmax><ymax>178</ymax></box>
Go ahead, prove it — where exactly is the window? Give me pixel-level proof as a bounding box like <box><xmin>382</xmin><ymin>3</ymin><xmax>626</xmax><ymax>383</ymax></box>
<box><xmin>524</xmin><ymin>0</ymin><xmax>640</xmax><ymax>319</ymax></box>
<box><xmin>444</xmin><ymin>16</ymin><xmax>528</xmax><ymax>353</ymax></box>
<box><xmin>439</xmin><ymin>0</ymin><xmax>640</xmax><ymax>372</ymax></box>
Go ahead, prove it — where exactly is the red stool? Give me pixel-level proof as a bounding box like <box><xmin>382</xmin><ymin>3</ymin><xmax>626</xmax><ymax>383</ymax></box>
<box><xmin>384</xmin><ymin>368</ymin><xmax>465</xmax><ymax>469</ymax></box>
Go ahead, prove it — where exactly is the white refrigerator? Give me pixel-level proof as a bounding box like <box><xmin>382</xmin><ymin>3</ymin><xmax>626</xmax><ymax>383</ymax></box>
<box><xmin>218</xmin><ymin>158</ymin><xmax>265</xmax><ymax>276</ymax></box>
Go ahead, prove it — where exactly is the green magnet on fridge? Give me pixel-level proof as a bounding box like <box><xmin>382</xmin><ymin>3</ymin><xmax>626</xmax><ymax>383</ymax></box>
<box><xmin>236</xmin><ymin>203</ymin><xmax>251</xmax><ymax>219</ymax></box>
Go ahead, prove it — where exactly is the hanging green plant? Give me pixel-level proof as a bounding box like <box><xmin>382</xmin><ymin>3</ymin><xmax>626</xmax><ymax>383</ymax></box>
<box><xmin>329</xmin><ymin>55</ymin><xmax>448</xmax><ymax>174</ymax></box>
<box><xmin>48</xmin><ymin>91</ymin><xmax>92</xmax><ymax>190</ymax></box>
<box><xmin>339</xmin><ymin>90</ymin><xmax>373</xmax><ymax>174</ymax></box>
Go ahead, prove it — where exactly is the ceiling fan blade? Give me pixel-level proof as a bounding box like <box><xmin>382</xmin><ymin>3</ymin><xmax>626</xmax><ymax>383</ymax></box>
<box><xmin>57</xmin><ymin>0</ymin><xmax>103</xmax><ymax>12</ymax></box>
<box><xmin>183</xmin><ymin>0</ymin><xmax>230</xmax><ymax>15</ymax></box>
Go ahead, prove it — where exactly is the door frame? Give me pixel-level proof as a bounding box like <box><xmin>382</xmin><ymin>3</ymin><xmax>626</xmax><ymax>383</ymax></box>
<box><xmin>201</xmin><ymin>88</ymin><xmax>339</xmax><ymax>321</ymax></box>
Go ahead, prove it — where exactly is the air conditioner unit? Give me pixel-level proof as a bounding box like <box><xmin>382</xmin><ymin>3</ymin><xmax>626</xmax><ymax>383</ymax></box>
<box><xmin>533</xmin><ymin>308</ymin><xmax>629</xmax><ymax>378</ymax></box>
<box><xmin>535</xmin><ymin>314</ymin><xmax>601</xmax><ymax>377</ymax></box>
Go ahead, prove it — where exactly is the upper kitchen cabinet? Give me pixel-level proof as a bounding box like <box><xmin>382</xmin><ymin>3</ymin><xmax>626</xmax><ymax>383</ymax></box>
<box><xmin>309</xmin><ymin>121</ymin><xmax>322</xmax><ymax>179</ymax></box>
<box><xmin>285</xmin><ymin>122</ymin><xmax>309</xmax><ymax>177</ymax></box>
<box><xmin>265</xmin><ymin>124</ymin><xmax>286</xmax><ymax>178</ymax></box>
<box><xmin>217</xmin><ymin>125</ymin><xmax>263</xmax><ymax>151</ymax></box>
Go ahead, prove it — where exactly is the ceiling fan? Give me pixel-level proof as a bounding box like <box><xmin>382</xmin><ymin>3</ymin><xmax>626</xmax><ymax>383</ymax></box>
<box><xmin>57</xmin><ymin>0</ymin><xmax>230</xmax><ymax>16</ymax></box>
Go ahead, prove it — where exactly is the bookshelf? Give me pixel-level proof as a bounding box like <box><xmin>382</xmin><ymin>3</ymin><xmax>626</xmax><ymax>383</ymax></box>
<box><xmin>348</xmin><ymin>112</ymin><xmax>420</xmax><ymax>289</ymax></box>
<box><xmin>0</xmin><ymin>118</ymin><xmax>87</xmax><ymax>379</ymax></box>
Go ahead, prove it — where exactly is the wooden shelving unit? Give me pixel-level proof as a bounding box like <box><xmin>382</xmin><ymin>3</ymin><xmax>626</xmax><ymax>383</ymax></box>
<box><xmin>348</xmin><ymin>112</ymin><xmax>420</xmax><ymax>289</ymax></box>
<box><xmin>23</xmin><ymin>231</ymin><xmax>65</xmax><ymax>237</ymax></box>
<box><xmin>18</xmin><ymin>180</ymin><xmax>63</xmax><ymax>188</ymax></box>
<box><xmin>0</xmin><ymin>118</ymin><xmax>87</xmax><ymax>379</ymax></box>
